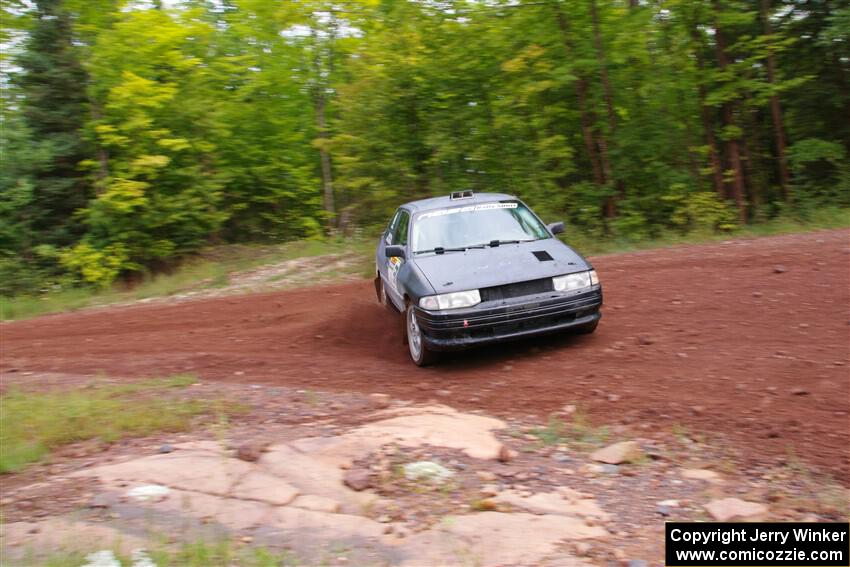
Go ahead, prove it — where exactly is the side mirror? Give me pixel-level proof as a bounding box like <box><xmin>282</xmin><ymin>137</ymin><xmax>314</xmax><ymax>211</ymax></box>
<box><xmin>547</xmin><ymin>221</ymin><xmax>565</xmax><ymax>236</ymax></box>
<box><xmin>385</xmin><ymin>245</ymin><xmax>406</xmax><ymax>259</ymax></box>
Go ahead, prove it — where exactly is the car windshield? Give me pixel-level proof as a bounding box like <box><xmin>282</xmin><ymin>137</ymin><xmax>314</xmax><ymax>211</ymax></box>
<box><xmin>412</xmin><ymin>201</ymin><xmax>550</xmax><ymax>253</ymax></box>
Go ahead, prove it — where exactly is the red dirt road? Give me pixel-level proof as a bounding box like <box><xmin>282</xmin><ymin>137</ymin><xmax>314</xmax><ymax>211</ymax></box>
<box><xmin>3</xmin><ymin>230</ymin><xmax>849</xmax><ymax>480</ymax></box>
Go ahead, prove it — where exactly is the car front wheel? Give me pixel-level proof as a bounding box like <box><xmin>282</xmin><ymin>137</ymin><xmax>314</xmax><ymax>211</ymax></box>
<box><xmin>406</xmin><ymin>304</ymin><xmax>438</xmax><ymax>366</ymax></box>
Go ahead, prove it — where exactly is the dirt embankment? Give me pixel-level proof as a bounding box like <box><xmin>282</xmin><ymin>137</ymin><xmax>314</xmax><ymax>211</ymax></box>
<box><xmin>3</xmin><ymin>230</ymin><xmax>849</xmax><ymax>481</ymax></box>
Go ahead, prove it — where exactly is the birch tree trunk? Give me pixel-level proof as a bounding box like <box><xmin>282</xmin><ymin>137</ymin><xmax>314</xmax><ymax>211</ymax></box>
<box><xmin>315</xmin><ymin>93</ymin><xmax>336</xmax><ymax>231</ymax></box>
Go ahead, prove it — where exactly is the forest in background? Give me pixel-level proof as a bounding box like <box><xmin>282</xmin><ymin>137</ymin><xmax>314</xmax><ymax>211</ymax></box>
<box><xmin>1</xmin><ymin>0</ymin><xmax>848</xmax><ymax>294</ymax></box>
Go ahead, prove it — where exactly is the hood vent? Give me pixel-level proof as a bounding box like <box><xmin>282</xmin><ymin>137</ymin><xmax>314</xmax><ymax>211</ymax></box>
<box><xmin>532</xmin><ymin>250</ymin><xmax>554</xmax><ymax>262</ymax></box>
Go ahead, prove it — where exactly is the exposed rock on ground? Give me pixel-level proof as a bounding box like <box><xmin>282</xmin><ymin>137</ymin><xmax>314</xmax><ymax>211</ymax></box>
<box><xmin>3</xmin><ymin>405</ymin><xmax>605</xmax><ymax>565</ymax></box>
<box><xmin>680</xmin><ymin>468</ymin><xmax>723</xmax><ymax>482</ymax></box>
<box><xmin>590</xmin><ymin>441</ymin><xmax>643</xmax><ymax>465</ymax></box>
<box><xmin>704</xmin><ymin>498</ymin><xmax>769</xmax><ymax>522</ymax></box>
<box><xmin>1</xmin><ymin>382</ymin><xmax>839</xmax><ymax>566</ymax></box>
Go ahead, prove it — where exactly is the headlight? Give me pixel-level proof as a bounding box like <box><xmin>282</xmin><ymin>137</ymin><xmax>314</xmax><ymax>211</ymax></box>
<box><xmin>553</xmin><ymin>269</ymin><xmax>598</xmax><ymax>292</ymax></box>
<box><xmin>419</xmin><ymin>289</ymin><xmax>481</xmax><ymax>310</ymax></box>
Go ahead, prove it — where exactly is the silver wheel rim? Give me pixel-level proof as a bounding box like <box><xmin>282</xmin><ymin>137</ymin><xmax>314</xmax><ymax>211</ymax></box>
<box><xmin>407</xmin><ymin>308</ymin><xmax>422</xmax><ymax>361</ymax></box>
<box><xmin>380</xmin><ymin>281</ymin><xmax>388</xmax><ymax>305</ymax></box>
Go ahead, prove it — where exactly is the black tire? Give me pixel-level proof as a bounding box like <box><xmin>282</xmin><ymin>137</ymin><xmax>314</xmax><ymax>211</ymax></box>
<box><xmin>574</xmin><ymin>319</ymin><xmax>599</xmax><ymax>335</ymax></box>
<box><xmin>405</xmin><ymin>303</ymin><xmax>439</xmax><ymax>366</ymax></box>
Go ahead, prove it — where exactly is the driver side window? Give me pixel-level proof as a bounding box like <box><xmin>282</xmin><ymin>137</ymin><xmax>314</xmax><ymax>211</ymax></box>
<box><xmin>393</xmin><ymin>211</ymin><xmax>410</xmax><ymax>246</ymax></box>
<box><xmin>386</xmin><ymin>209</ymin><xmax>402</xmax><ymax>244</ymax></box>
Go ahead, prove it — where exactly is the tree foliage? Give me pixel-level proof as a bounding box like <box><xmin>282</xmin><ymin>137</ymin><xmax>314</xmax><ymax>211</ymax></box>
<box><xmin>1</xmin><ymin>0</ymin><xmax>847</xmax><ymax>290</ymax></box>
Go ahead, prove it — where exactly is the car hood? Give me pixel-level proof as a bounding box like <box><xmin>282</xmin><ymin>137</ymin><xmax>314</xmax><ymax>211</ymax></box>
<box><xmin>413</xmin><ymin>238</ymin><xmax>589</xmax><ymax>294</ymax></box>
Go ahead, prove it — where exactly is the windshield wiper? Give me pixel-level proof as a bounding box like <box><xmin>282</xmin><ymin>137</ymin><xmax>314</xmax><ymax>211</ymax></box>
<box><xmin>481</xmin><ymin>239</ymin><xmax>537</xmax><ymax>247</ymax></box>
<box><xmin>415</xmin><ymin>245</ymin><xmax>486</xmax><ymax>255</ymax></box>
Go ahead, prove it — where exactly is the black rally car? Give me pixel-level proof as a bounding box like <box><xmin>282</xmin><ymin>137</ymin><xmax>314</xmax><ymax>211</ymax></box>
<box><xmin>374</xmin><ymin>191</ymin><xmax>602</xmax><ymax>365</ymax></box>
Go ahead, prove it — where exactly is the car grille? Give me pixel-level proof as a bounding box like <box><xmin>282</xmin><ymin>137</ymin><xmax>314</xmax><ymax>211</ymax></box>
<box><xmin>479</xmin><ymin>277</ymin><xmax>554</xmax><ymax>302</ymax></box>
<box><xmin>415</xmin><ymin>289</ymin><xmax>603</xmax><ymax>338</ymax></box>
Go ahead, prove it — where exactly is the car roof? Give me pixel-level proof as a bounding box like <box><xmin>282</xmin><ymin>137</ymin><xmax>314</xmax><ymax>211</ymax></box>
<box><xmin>401</xmin><ymin>192</ymin><xmax>517</xmax><ymax>213</ymax></box>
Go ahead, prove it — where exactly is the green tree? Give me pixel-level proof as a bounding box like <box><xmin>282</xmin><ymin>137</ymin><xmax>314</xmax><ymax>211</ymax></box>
<box><xmin>12</xmin><ymin>0</ymin><xmax>90</xmax><ymax>247</ymax></box>
<box><xmin>2</xmin><ymin>0</ymin><xmax>848</xmax><ymax>293</ymax></box>
<box><xmin>67</xmin><ymin>7</ymin><xmax>228</xmax><ymax>282</ymax></box>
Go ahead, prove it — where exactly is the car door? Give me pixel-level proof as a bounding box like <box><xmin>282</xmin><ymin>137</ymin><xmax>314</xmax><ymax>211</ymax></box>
<box><xmin>377</xmin><ymin>208</ymin><xmax>400</xmax><ymax>275</ymax></box>
<box><xmin>383</xmin><ymin>209</ymin><xmax>410</xmax><ymax>309</ymax></box>
<box><xmin>377</xmin><ymin>209</ymin><xmax>401</xmax><ymax>303</ymax></box>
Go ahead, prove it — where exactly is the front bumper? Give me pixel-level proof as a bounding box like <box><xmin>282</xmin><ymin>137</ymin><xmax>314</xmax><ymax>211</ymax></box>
<box><xmin>415</xmin><ymin>286</ymin><xmax>602</xmax><ymax>351</ymax></box>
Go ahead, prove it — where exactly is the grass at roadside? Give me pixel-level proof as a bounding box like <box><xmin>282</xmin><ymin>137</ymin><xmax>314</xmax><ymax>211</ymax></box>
<box><xmin>0</xmin><ymin>375</ymin><xmax>244</xmax><ymax>473</ymax></box>
<box><xmin>1</xmin><ymin>238</ymin><xmax>375</xmax><ymax>321</ymax></box>
<box><xmin>2</xmin><ymin>208</ymin><xmax>847</xmax><ymax>321</ymax></box>
<box><xmin>565</xmin><ymin>206</ymin><xmax>850</xmax><ymax>256</ymax></box>
<box><xmin>26</xmin><ymin>540</ymin><xmax>301</xmax><ymax>567</ymax></box>
<box><xmin>528</xmin><ymin>411</ymin><xmax>610</xmax><ymax>450</ymax></box>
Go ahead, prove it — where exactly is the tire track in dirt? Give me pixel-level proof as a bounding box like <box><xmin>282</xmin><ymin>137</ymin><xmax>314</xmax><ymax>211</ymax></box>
<box><xmin>3</xmin><ymin>230</ymin><xmax>849</xmax><ymax>481</ymax></box>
